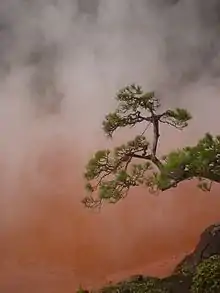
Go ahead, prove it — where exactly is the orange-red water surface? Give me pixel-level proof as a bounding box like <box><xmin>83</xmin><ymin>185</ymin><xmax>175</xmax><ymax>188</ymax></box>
<box><xmin>0</xmin><ymin>135</ymin><xmax>219</xmax><ymax>292</ymax></box>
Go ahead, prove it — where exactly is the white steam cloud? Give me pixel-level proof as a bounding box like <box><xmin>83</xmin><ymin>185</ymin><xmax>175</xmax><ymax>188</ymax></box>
<box><xmin>0</xmin><ymin>0</ymin><xmax>219</xmax><ymax>147</ymax></box>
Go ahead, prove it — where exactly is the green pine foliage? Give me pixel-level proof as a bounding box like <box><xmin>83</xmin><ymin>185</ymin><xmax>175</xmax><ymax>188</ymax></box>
<box><xmin>83</xmin><ymin>84</ymin><xmax>219</xmax><ymax>209</ymax></box>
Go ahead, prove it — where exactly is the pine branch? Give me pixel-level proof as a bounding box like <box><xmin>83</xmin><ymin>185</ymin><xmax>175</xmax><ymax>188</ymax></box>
<box><xmin>83</xmin><ymin>84</ymin><xmax>193</xmax><ymax>209</ymax></box>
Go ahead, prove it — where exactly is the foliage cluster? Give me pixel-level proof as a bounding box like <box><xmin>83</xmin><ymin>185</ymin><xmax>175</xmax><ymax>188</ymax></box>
<box><xmin>83</xmin><ymin>84</ymin><xmax>220</xmax><ymax>208</ymax></box>
<box><xmin>191</xmin><ymin>255</ymin><xmax>220</xmax><ymax>293</ymax></box>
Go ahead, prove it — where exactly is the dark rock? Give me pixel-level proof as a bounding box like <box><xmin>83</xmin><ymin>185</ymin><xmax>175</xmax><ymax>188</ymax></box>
<box><xmin>128</xmin><ymin>274</ymin><xmax>144</xmax><ymax>282</ymax></box>
<box><xmin>174</xmin><ymin>223</ymin><xmax>220</xmax><ymax>275</ymax></box>
<box><xmin>162</xmin><ymin>274</ymin><xmax>192</xmax><ymax>293</ymax></box>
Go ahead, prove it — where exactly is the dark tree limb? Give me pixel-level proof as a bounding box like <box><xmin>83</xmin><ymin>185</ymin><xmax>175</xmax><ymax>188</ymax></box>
<box><xmin>83</xmin><ymin>84</ymin><xmax>193</xmax><ymax>209</ymax></box>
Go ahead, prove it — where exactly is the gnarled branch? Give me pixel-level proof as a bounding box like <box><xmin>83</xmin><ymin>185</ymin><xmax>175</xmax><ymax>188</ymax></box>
<box><xmin>83</xmin><ymin>84</ymin><xmax>192</xmax><ymax>209</ymax></box>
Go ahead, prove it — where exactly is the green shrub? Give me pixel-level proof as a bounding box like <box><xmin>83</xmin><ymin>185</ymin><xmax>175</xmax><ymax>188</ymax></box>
<box><xmin>99</xmin><ymin>276</ymin><xmax>168</xmax><ymax>293</ymax></box>
<box><xmin>191</xmin><ymin>255</ymin><xmax>220</xmax><ymax>293</ymax></box>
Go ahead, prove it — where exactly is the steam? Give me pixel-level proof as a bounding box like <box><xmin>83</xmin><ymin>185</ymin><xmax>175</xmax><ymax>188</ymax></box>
<box><xmin>1</xmin><ymin>0</ymin><xmax>220</xmax><ymax>139</ymax></box>
<box><xmin>1</xmin><ymin>0</ymin><xmax>220</xmax><ymax>291</ymax></box>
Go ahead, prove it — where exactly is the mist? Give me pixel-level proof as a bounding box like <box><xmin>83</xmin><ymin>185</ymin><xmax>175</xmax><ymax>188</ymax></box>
<box><xmin>0</xmin><ymin>0</ymin><xmax>220</xmax><ymax>292</ymax></box>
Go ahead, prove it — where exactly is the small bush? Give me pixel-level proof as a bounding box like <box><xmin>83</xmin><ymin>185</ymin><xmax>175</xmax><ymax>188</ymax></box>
<box><xmin>191</xmin><ymin>255</ymin><xmax>220</xmax><ymax>293</ymax></box>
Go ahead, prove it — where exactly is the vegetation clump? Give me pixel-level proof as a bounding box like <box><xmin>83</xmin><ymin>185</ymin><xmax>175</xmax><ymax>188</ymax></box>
<box><xmin>77</xmin><ymin>276</ymin><xmax>169</xmax><ymax>293</ymax></box>
<box><xmin>191</xmin><ymin>255</ymin><xmax>220</xmax><ymax>293</ymax></box>
<box><xmin>99</xmin><ymin>276</ymin><xmax>168</xmax><ymax>293</ymax></box>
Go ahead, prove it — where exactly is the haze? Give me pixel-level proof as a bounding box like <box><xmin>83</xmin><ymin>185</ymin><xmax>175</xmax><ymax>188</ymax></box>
<box><xmin>0</xmin><ymin>0</ymin><xmax>220</xmax><ymax>292</ymax></box>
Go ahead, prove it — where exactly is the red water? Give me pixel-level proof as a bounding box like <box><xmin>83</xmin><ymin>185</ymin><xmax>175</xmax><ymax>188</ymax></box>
<box><xmin>0</xmin><ymin>136</ymin><xmax>220</xmax><ymax>292</ymax></box>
